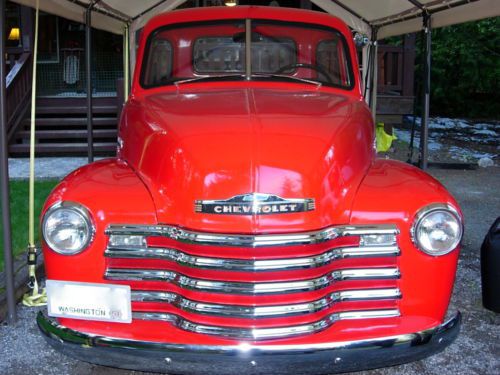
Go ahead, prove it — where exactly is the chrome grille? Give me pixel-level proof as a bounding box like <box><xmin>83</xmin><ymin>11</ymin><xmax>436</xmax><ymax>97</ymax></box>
<box><xmin>131</xmin><ymin>288</ymin><xmax>401</xmax><ymax>318</ymax></box>
<box><xmin>105</xmin><ymin>267</ymin><xmax>400</xmax><ymax>294</ymax></box>
<box><xmin>105</xmin><ymin>224</ymin><xmax>401</xmax><ymax>341</ymax></box>
<box><xmin>105</xmin><ymin>245</ymin><xmax>399</xmax><ymax>271</ymax></box>
<box><xmin>132</xmin><ymin>309</ymin><xmax>400</xmax><ymax>340</ymax></box>
<box><xmin>105</xmin><ymin>224</ymin><xmax>398</xmax><ymax>247</ymax></box>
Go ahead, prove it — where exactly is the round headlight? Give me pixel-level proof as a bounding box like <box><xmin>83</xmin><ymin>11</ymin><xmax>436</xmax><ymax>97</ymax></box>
<box><xmin>412</xmin><ymin>204</ymin><xmax>463</xmax><ymax>256</ymax></box>
<box><xmin>42</xmin><ymin>202</ymin><xmax>94</xmax><ymax>255</ymax></box>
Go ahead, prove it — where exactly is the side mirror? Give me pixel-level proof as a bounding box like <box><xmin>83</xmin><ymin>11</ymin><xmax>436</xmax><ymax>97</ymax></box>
<box><xmin>353</xmin><ymin>32</ymin><xmax>370</xmax><ymax>47</ymax></box>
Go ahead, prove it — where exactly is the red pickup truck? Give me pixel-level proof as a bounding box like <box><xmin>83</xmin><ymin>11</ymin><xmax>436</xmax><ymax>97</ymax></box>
<box><xmin>37</xmin><ymin>6</ymin><xmax>463</xmax><ymax>374</ymax></box>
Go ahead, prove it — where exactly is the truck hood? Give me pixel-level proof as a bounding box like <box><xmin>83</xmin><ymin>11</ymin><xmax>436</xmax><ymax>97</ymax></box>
<box><xmin>121</xmin><ymin>87</ymin><xmax>374</xmax><ymax>233</ymax></box>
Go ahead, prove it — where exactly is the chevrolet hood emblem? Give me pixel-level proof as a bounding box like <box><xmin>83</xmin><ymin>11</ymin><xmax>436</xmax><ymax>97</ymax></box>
<box><xmin>195</xmin><ymin>193</ymin><xmax>315</xmax><ymax>215</ymax></box>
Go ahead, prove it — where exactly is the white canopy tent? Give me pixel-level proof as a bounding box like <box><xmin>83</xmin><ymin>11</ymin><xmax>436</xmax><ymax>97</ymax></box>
<box><xmin>9</xmin><ymin>0</ymin><xmax>500</xmax><ymax>36</ymax></box>
<box><xmin>311</xmin><ymin>0</ymin><xmax>500</xmax><ymax>38</ymax></box>
<box><xmin>9</xmin><ymin>0</ymin><xmax>500</xmax><ymax>68</ymax></box>
<box><xmin>1</xmin><ymin>0</ymin><xmax>499</xmax><ymax>323</ymax></box>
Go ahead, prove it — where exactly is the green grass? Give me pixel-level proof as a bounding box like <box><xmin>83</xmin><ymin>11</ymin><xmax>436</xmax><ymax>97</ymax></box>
<box><xmin>0</xmin><ymin>180</ymin><xmax>59</xmax><ymax>270</ymax></box>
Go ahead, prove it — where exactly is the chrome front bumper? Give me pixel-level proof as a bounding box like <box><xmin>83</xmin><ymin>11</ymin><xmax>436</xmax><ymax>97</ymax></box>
<box><xmin>37</xmin><ymin>311</ymin><xmax>461</xmax><ymax>375</ymax></box>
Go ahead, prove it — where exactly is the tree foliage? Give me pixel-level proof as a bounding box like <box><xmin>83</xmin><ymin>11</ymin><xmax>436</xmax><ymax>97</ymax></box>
<box><xmin>422</xmin><ymin>18</ymin><xmax>499</xmax><ymax>118</ymax></box>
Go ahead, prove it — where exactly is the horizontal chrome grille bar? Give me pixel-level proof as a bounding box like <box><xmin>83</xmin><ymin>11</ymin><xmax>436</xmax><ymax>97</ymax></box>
<box><xmin>133</xmin><ymin>309</ymin><xmax>400</xmax><ymax>340</ymax></box>
<box><xmin>131</xmin><ymin>288</ymin><xmax>401</xmax><ymax>318</ymax></box>
<box><xmin>105</xmin><ymin>245</ymin><xmax>400</xmax><ymax>272</ymax></box>
<box><xmin>106</xmin><ymin>267</ymin><xmax>400</xmax><ymax>294</ymax></box>
<box><xmin>106</xmin><ymin>224</ymin><xmax>399</xmax><ymax>247</ymax></box>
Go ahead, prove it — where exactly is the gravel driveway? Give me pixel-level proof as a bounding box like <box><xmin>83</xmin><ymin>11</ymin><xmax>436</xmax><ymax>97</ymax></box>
<box><xmin>1</xmin><ymin>166</ymin><xmax>499</xmax><ymax>375</ymax></box>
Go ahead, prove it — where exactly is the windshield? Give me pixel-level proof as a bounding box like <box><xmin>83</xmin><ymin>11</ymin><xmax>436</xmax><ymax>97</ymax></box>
<box><xmin>141</xmin><ymin>19</ymin><xmax>354</xmax><ymax>89</ymax></box>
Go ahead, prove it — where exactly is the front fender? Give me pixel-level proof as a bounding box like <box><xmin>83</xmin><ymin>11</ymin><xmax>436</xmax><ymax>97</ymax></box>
<box><xmin>41</xmin><ymin>158</ymin><xmax>157</xmax><ymax>284</ymax></box>
<box><xmin>351</xmin><ymin>159</ymin><xmax>461</xmax><ymax>325</ymax></box>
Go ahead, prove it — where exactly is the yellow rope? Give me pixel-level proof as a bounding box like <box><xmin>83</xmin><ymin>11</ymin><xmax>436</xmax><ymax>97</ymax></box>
<box><xmin>28</xmin><ymin>3</ymin><xmax>38</xmax><ymax>246</ymax></box>
<box><xmin>22</xmin><ymin>256</ymin><xmax>47</xmax><ymax>307</ymax></box>
<box><xmin>23</xmin><ymin>0</ymin><xmax>46</xmax><ymax>308</ymax></box>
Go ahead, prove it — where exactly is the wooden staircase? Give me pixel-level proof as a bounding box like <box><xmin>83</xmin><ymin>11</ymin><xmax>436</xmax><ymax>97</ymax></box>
<box><xmin>8</xmin><ymin>97</ymin><xmax>119</xmax><ymax>157</ymax></box>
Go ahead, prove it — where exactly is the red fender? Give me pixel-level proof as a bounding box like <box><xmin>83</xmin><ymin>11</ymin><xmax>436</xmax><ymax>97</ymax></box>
<box><xmin>351</xmin><ymin>159</ymin><xmax>462</xmax><ymax>325</ymax></box>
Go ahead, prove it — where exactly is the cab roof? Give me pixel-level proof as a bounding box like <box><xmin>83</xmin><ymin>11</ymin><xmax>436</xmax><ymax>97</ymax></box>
<box><xmin>142</xmin><ymin>6</ymin><xmax>352</xmax><ymax>40</ymax></box>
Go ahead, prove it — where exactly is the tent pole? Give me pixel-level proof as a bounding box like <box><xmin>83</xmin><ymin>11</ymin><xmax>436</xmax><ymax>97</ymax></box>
<box><xmin>363</xmin><ymin>39</ymin><xmax>373</xmax><ymax>101</ymax></box>
<box><xmin>0</xmin><ymin>0</ymin><xmax>17</xmax><ymax>324</ymax></box>
<box><xmin>420</xmin><ymin>12</ymin><xmax>431</xmax><ymax>170</ymax></box>
<box><xmin>124</xmin><ymin>24</ymin><xmax>130</xmax><ymax>101</ymax></box>
<box><xmin>361</xmin><ymin>44</ymin><xmax>369</xmax><ymax>101</ymax></box>
<box><xmin>368</xmin><ymin>28</ymin><xmax>378</xmax><ymax>121</ymax></box>
<box><xmin>370</xmin><ymin>44</ymin><xmax>378</xmax><ymax>120</ymax></box>
<box><xmin>86</xmin><ymin>4</ymin><xmax>94</xmax><ymax>163</ymax></box>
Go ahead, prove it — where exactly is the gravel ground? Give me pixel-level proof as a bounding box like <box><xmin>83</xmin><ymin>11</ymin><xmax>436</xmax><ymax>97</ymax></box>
<box><xmin>1</xmin><ymin>166</ymin><xmax>499</xmax><ymax>375</ymax></box>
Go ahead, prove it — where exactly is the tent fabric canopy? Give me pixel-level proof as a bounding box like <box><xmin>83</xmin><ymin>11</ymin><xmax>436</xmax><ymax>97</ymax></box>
<box><xmin>312</xmin><ymin>0</ymin><xmax>500</xmax><ymax>38</ymax></box>
<box><xmin>10</xmin><ymin>0</ymin><xmax>187</xmax><ymax>34</ymax></box>
<box><xmin>9</xmin><ymin>0</ymin><xmax>500</xmax><ymax>38</ymax></box>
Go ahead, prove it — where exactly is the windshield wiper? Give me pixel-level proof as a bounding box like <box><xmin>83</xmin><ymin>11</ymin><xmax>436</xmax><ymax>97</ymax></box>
<box><xmin>253</xmin><ymin>73</ymin><xmax>322</xmax><ymax>88</ymax></box>
<box><xmin>173</xmin><ymin>73</ymin><xmax>322</xmax><ymax>88</ymax></box>
<box><xmin>174</xmin><ymin>74</ymin><xmax>244</xmax><ymax>86</ymax></box>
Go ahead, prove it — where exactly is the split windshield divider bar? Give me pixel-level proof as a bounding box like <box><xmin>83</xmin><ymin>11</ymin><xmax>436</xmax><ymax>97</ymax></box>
<box><xmin>245</xmin><ymin>18</ymin><xmax>252</xmax><ymax>80</ymax></box>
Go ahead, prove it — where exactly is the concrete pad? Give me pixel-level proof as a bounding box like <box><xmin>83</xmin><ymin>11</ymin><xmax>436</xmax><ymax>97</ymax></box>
<box><xmin>8</xmin><ymin>158</ymin><xmax>103</xmax><ymax>180</ymax></box>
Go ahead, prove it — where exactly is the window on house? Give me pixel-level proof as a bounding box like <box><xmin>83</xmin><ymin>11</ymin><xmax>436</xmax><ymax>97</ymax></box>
<box><xmin>39</xmin><ymin>12</ymin><xmax>59</xmax><ymax>63</ymax></box>
<box><xmin>5</xmin><ymin>2</ymin><xmax>21</xmax><ymax>48</ymax></box>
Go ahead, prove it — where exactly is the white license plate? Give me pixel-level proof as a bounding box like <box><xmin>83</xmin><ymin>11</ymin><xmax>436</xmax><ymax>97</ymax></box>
<box><xmin>46</xmin><ymin>280</ymin><xmax>131</xmax><ymax>323</ymax></box>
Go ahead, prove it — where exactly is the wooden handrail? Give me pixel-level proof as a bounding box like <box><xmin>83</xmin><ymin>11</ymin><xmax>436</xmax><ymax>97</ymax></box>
<box><xmin>5</xmin><ymin>52</ymin><xmax>32</xmax><ymax>143</ymax></box>
<box><xmin>6</xmin><ymin>52</ymin><xmax>30</xmax><ymax>88</ymax></box>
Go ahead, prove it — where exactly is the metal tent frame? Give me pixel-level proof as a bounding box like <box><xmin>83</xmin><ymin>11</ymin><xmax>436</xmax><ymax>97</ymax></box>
<box><xmin>0</xmin><ymin>0</ymin><xmax>15</xmax><ymax>324</ymax></box>
<box><xmin>1</xmin><ymin>0</ymin><xmax>499</xmax><ymax>323</ymax></box>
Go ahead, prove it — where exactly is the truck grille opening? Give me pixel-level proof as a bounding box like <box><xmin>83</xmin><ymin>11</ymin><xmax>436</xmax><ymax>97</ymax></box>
<box><xmin>104</xmin><ymin>224</ymin><xmax>401</xmax><ymax>341</ymax></box>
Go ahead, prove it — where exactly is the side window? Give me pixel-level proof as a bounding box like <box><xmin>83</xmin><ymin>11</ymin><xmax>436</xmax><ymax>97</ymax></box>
<box><xmin>143</xmin><ymin>39</ymin><xmax>173</xmax><ymax>86</ymax></box>
<box><xmin>316</xmin><ymin>38</ymin><xmax>350</xmax><ymax>87</ymax></box>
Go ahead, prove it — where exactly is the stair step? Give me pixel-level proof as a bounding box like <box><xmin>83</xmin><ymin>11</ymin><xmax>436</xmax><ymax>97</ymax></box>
<box><xmin>22</xmin><ymin>117</ymin><xmax>118</xmax><ymax>128</ymax></box>
<box><xmin>9</xmin><ymin>97</ymin><xmax>119</xmax><ymax>157</ymax></box>
<box><xmin>9</xmin><ymin>142</ymin><xmax>117</xmax><ymax>156</ymax></box>
<box><xmin>16</xmin><ymin>129</ymin><xmax>117</xmax><ymax>140</ymax></box>
<box><xmin>36</xmin><ymin>105</ymin><xmax>117</xmax><ymax>115</ymax></box>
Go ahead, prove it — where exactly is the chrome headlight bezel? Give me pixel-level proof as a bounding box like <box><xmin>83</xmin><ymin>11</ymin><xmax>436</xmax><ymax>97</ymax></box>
<box><xmin>411</xmin><ymin>203</ymin><xmax>463</xmax><ymax>256</ymax></box>
<box><xmin>42</xmin><ymin>201</ymin><xmax>95</xmax><ymax>255</ymax></box>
